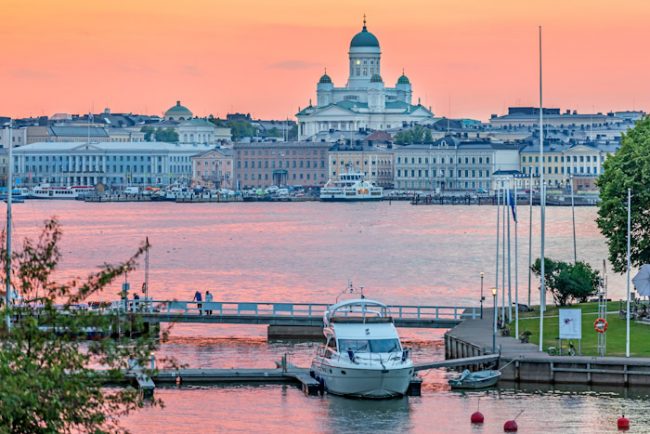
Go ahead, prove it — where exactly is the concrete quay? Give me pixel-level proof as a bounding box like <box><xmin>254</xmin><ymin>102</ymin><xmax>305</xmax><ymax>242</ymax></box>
<box><xmin>445</xmin><ymin>308</ymin><xmax>650</xmax><ymax>386</ymax></box>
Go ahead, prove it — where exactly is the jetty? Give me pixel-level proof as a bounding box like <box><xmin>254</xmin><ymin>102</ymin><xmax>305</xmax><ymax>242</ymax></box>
<box><xmin>445</xmin><ymin>308</ymin><xmax>650</xmax><ymax>386</ymax></box>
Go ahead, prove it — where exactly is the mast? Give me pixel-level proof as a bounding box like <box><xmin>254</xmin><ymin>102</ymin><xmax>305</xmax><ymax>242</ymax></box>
<box><xmin>626</xmin><ymin>188</ymin><xmax>631</xmax><ymax>357</ymax></box>
<box><xmin>527</xmin><ymin>170</ymin><xmax>533</xmax><ymax>307</ymax></box>
<box><xmin>4</xmin><ymin>120</ymin><xmax>13</xmax><ymax>330</ymax></box>
<box><xmin>538</xmin><ymin>26</ymin><xmax>546</xmax><ymax>352</ymax></box>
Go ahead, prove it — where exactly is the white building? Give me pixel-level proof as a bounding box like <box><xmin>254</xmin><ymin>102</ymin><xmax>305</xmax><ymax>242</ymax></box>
<box><xmin>394</xmin><ymin>138</ymin><xmax>520</xmax><ymax>193</ymax></box>
<box><xmin>13</xmin><ymin>141</ymin><xmax>214</xmax><ymax>187</ymax></box>
<box><xmin>177</xmin><ymin>119</ymin><xmax>231</xmax><ymax>144</ymax></box>
<box><xmin>296</xmin><ymin>18</ymin><xmax>434</xmax><ymax>140</ymax></box>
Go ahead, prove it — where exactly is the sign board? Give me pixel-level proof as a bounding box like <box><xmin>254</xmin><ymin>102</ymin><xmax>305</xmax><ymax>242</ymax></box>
<box><xmin>559</xmin><ymin>309</ymin><xmax>582</xmax><ymax>339</ymax></box>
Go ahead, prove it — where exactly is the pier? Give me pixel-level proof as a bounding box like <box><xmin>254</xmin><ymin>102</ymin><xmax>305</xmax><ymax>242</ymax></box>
<box><xmin>117</xmin><ymin>300</ymin><xmax>480</xmax><ymax>338</ymax></box>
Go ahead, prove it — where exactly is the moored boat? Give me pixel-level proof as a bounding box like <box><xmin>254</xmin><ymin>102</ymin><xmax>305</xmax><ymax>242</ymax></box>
<box><xmin>310</xmin><ymin>297</ymin><xmax>414</xmax><ymax>398</ymax></box>
<box><xmin>448</xmin><ymin>369</ymin><xmax>501</xmax><ymax>389</ymax></box>
<box><xmin>320</xmin><ymin>168</ymin><xmax>383</xmax><ymax>202</ymax></box>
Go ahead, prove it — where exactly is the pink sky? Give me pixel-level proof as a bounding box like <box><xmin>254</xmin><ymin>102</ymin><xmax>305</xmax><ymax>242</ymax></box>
<box><xmin>2</xmin><ymin>0</ymin><xmax>649</xmax><ymax>120</ymax></box>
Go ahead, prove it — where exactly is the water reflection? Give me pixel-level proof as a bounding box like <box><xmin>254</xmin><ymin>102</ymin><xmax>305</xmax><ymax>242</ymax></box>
<box><xmin>324</xmin><ymin>395</ymin><xmax>411</xmax><ymax>434</ymax></box>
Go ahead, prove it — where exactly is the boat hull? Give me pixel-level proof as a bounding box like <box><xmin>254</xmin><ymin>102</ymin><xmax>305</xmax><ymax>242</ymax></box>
<box><xmin>448</xmin><ymin>370</ymin><xmax>501</xmax><ymax>389</ymax></box>
<box><xmin>320</xmin><ymin>196</ymin><xmax>383</xmax><ymax>202</ymax></box>
<box><xmin>311</xmin><ymin>362</ymin><xmax>413</xmax><ymax>398</ymax></box>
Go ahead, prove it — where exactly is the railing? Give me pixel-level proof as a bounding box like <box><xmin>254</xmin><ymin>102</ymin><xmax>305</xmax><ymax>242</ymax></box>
<box><xmin>111</xmin><ymin>300</ymin><xmax>479</xmax><ymax>322</ymax></box>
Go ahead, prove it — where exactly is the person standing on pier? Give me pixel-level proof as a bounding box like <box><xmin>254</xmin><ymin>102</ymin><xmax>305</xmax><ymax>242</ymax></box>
<box><xmin>193</xmin><ymin>290</ymin><xmax>203</xmax><ymax>315</ymax></box>
<box><xmin>205</xmin><ymin>290</ymin><xmax>213</xmax><ymax>315</ymax></box>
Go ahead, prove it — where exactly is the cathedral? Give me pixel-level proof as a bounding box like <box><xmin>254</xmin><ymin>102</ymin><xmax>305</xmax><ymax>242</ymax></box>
<box><xmin>296</xmin><ymin>18</ymin><xmax>434</xmax><ymax>140</ymax></box>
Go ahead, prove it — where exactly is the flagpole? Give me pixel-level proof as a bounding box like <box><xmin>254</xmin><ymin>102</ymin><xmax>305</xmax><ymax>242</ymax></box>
<box><xmin>626</xmin><ymin>188</ymin><xmax>631</xmax><ymax>357</ymax></box>
<box><xmin>501</xmin><ymin>187</ymin><xmax>506</xmax><ymax>323</ymax></box>
<box><xmin>528</xmin><ymin>170</ymin><xmax>533</xmax><ymax>307</ymax></box>
<box><xmin>495</xmin><ymin>184</ymin><xmax>501</xmax><ymax>327</ymax></box>
<box><xmin>538</xmin><ymin>25</ymin><xmax>546</xmax><ymax>352</ymax></box>
<box><xmin>507</xmin><ymin>183</ymin><xmax>512</xmax><ymax>323</ymax></box>
<box><xmin>4</xmin><ymin>120</ymin><xmax>13</xmax><ymax>331</ymax></box>
<box><xmin>571</xmin><ymin>174</ymin><xmax>577</xmax><ymax>263</ymax></box>
<box><xmin>514</xmin><ymin>184</ymin><xmax>519</xmax><ymax>338</ymax></box>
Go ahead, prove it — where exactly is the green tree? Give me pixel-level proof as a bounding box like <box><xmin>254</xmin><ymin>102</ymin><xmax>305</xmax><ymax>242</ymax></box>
<box><xmin>154</xmin><ymin>127</ymin><xmax>179</xmax><ymax>143</ymax></box>
<box><xmin>393</xmin><ymin>125</ymin><xmax>433</xmax><ymax>145</ymax></box>
<box><xmin>531</xmin><ymin>258</ymin><xmax>602</xmax><ymax>306</ymax></box>
<box><xmin>0</xmin><ymin>219</ymin><xmax>169</xmax><ymax>433</ymax></box>
<box><xmin>227</xmin><ymin>120</ymin><xmax>257</xmax><ymax>140</ymax></box>
<box><xmin>140</xmin><ymin>125</ymin><xmax>155</xmax><ymax>141</ymax></box>
<box><xmin>596</xmin><ymin>116</ymin><xmax>650</xmax><ymax>273</ymax></box>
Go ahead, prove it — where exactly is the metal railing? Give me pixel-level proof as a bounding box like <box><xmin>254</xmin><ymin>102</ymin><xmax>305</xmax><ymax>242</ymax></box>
<box><xmin>111</xmin><ymin>300</ymin><xmax>479</xmax><ymax>322</ymax></box>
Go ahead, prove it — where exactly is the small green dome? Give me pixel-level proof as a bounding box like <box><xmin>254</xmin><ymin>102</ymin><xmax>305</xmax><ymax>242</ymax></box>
<box><xmin>318</xmin><ymin>73</ymin><xmax>332</xmax><ymax>84</ymax></box>
<box><xmin>165</xmin><ymin>101</ymin><xmax>192</xmax><ymax>118</ymax></box>
<box><xmin>370</xmin><ymin>74</ymin><xmax>383</xmax><ymax>83</ymax></box>
<box><xmin>350</xmin><ymin>23</ymin><xmax>380</xmax><ymax>48</ymax></box>
<box><xmin>397</xmin><ymin>74</ymin><xmax>411</xmax><ymax>85</ymax></box>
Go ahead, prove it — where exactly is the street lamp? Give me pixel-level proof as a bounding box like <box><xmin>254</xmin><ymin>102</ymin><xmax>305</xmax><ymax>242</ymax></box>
<box><xmin>481</xmin><ymin>271</ymin><xmax>485</xmax><ymax>319</ymax></box>
<box><xmin>492</xmin><ymin>287</ymin><xmax>498</xmax><ymax>354</ymax></box>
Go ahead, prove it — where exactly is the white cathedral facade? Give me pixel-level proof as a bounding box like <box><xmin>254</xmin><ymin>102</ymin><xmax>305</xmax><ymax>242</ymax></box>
<box><xmin>296</xmin><ymin>19</ymin><xmax>434</xmax><ymax>140</ymax></box>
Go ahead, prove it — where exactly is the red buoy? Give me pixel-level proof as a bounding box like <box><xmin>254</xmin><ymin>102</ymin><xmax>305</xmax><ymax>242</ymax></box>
<box><xmin>471</xmin><ymin>411</ymin><xmax>484</xmax><ymax>424</ymax></box>
<box><xmin>617</xmin><ymin>416</ymin><xmax>630</xmax><ymax>431</ymax></box>
<box><xmin>504</xmin><ymin>420</ymin><xmax>518</xmax><ymax>432</ymax></box>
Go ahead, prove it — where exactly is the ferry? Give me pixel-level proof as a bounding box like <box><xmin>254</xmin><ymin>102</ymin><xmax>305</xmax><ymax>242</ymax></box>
<box><xmin>310</xmin><ymin>296</ymin><xmax>414</xmax><ymax>398</ymax></box>
<box><xmin>29</xmin><ymin>184</ymin><xmax>93</xmax><ymax>199</ymax></box>
<box><xmin>320</xmin><ymin>169</ymin><xmax>383</xmax><ymax>202</ymax></box>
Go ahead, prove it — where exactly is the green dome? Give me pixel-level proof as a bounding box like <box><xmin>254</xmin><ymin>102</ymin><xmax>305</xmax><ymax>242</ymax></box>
<box><xmin>397</xmin><ymin>74</ymin><xmax>411</xmax><ymax>85</ymax></box>
<box><xmin>318</xmin><ymin>73</ymin><xmax>332</xmax><ymax>84</ymax></box>
<box><xmin>350</xmin><ymin>24</ymin><xmax>380</xmax><ymax>48</ymax></box>
<box><xmin>370</xmin><ymin>74</ymin><xmax>383</xmax><ymax>83</ymax></box>
<box><xmin>165</xmin><ymin>101</ymin><xmax>192</xmax><ymax>118</ymax></box>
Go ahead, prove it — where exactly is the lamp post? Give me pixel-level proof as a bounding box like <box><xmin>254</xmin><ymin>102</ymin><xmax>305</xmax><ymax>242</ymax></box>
<box><xmin>492</xmin><ymin>287</ymin><xmax>498</xmax><ymax>353</ymax></box>
<box><xmin>481</xmin><ymin>271</ymin><xmax>485</xmax><ymax>319</ymax></box>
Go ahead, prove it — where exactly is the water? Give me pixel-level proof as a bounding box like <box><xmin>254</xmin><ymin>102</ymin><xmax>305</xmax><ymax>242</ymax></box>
<box><xmin>5</xmin><ymin>201</ymin><xmax>644</xmax><ymax>433</ymax></box>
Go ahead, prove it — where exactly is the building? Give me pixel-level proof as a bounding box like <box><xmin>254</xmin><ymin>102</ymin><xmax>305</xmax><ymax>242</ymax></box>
<box><xmin>393</xmin><ymin>138</ymin><xmax>520</xmax><ymax>193</ymax></box>
<box><xmin>0</xmin><ymin>148</ymin><xmax>7</xmax><ymax>186</ymax></box>
<box><xmin>327</xmin><ymin>141</ymin><xmax>394</xmax><ymax>188</ymax></box>
<box><xmin>13</xmin><ymin>141</ymin><xmax>214</xmax><ymax>187</ymax></box>
<box><xmin>490</xmin><ymin>107</ymin><xmax>625</xmax><ymax>129</ymax></box>
<box><xmin>0</xmin><ymin>127</ymin><xmax>27</xmax><ymax>148</ymax></box>
<box><xmin>191</xmin><ymin>148</ymin><xmax>234</xmax><ymax>188</ymax></box>
<box><xmin>519</xmin><ymin>141</ymin><xmax>617</xmax><ymax>190</ymax></box>
<box><xmin>23</xmin><ymin>125</ymin><xmax>145</xmax><ymax>144</ymax></box>
<box><xmin>164</xmin><ymin>101</ymin><xmax>193</xmax><ymax>121</ymax></box>
<box><xmin>296</xmin><ymin>18</ymin><xmax>434</xmax><ymax>140</ymax></box>
<box><xmin>178</xmin><ymin>119</ymin><xmax>231</xmax><ymax>144</ymax></box>
<box><xmin>233</xmin><ymin>142</ymin><xmax>330</xmax><ymax>189</ymax></box>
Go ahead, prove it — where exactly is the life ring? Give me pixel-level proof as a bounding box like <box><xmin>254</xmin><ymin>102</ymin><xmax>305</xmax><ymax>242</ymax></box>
<box><xmin>594</xmin><ymin>318</ymin><xmax>608</xmax><ymax>333</ymax></box>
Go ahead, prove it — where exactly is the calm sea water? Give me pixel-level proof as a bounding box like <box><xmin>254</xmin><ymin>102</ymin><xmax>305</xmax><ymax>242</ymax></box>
<box><xmin>5</xmin><ymin>201</ymin><xmax>645</xmax><ymax>433</ymax></box>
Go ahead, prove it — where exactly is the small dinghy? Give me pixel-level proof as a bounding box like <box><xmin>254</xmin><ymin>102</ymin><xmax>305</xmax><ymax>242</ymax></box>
<box><xmin>448</xmin><ymin>369</ymin><xmax>501</xmax><ymax>389</ymax></box>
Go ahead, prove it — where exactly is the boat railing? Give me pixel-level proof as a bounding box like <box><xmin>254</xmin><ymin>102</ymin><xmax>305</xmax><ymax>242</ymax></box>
<box><xmin>104</xmin><ymin>300</ymin><xmax>479</xmax><ymax>321</ymax></box>
<box><xmin>322</xmin><ymin>346</ymin><xmax>410</xmax><ymax>366</ymax></box>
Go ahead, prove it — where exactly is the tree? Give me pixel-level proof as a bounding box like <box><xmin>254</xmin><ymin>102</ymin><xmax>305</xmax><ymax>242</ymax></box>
<box><xmin>227</xmin><ymin>120</ymin><xmax>257</xmax><ymax>141</ymax></box>
<box><xmin>140</xmin><ymin>126</ymin><xmax>155</xmax><ymax>141</ymax></box>
<box><xmin>596</xmin><ymin>116</ymin><xmax>650</xmax><ymax>273</ymax></box>
<box><xmin>0</xmin><ymin>218</ymin><xmax>169</xmax><ymax>433</ymax></box>
<box><xmin>154</xmin><ymin>127</ymin><xmax>179</xmax><ymax>143</ymax></box>
<box><xmin>531</xmin><ymin>257</ymin><xmax>602</xmax><ymax>306</ymax></box>
<box><xmin>393</xmin><ymin>125</ymin><xmax>433</xmax><ymax>145</ymax></box>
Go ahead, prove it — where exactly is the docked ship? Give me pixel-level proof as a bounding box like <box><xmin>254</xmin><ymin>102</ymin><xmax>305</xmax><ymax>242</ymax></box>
<box><xmin>320</xmin><ymin>169</ymin><xmax>383</xmax><ymax>202</ymax></box>
<box><xmin>310</xmin><ymin>298</ymin><xmax>414</xmax><ymax>398</ymax></box>
<box><xmin>29</xmin><ymin>184</ymin><xmax>94</xmax><ymax>199</ymax></box>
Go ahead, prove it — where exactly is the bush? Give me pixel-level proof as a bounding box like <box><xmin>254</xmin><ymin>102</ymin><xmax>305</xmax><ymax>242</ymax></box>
<box><xmin>531</xmin><ymin>258</ymin><xmax>602</xmax><ymax>306</ymax></box>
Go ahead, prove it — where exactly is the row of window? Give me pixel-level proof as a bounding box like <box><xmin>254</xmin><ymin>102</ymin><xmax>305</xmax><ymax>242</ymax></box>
<box><xmin>238</xmin><ymin>173</ymin><xmax>327</xmax><ymax>181</ymax></box>
<box><xmin>238</xmin><ymin>160</ymin><xmax>325</xmax><ymax>169</ymax></box>
<box><xmin>396</xmin><ymin>169</ymin><xmax>490</xmax><ymax>179</ymax></box>
<box><xmin>240</xmin><ymin>149</ymin><xmax>325</xmax><ymax>157</ymax></box>
<box><xmin>523</xmin><ymin>155</ymin><xmax>605</xmax><ymax>163</ymax></box>
<box><xmin>396</xmin><ymin>156</ymin><xmax>491</xmax><ymax>165</ymax></box>
<box><xmin>22</xmin><ymin>155</ymin><xmax>166</xmax><ymax>162</ymax></box>
<box><xmin>523</xmin><ymin>166</ymin><xmax>601</xmax><ymax>175</ymax></box>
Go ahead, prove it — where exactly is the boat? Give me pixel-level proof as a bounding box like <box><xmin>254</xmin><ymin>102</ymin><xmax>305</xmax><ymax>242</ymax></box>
<box><xmin>448</xmin><ymin>369</ymin><xmax>501</xmax><ymax>389</ymax></box>
<box><xmin>29</xmin><ymin>184</ymin><xmax>81</xmax><ymax>199</ymax></box>
<box><xmin>320</xmin><ymin>168</ymin><xmax>383</xmax><ymax>202</ymax></box>
<box><xmin>310</xmin><ymin>297</ymin><xmax>414</xmax><ymax>398</ymax></box>
<box><xmin>0</xmin><ymin>187</ymin><xmax>29</xmax><ymax>201</ymax></box>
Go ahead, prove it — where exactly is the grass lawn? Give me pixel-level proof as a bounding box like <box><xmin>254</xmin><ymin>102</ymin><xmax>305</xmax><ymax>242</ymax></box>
<box><xmin>509</xmin><ymin>301</ymin><xmax>650</xmax><ymax>357</ymax></box>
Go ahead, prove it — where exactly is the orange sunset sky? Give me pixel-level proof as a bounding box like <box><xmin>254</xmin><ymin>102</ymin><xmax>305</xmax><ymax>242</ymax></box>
<box><xmin>2</xmin><ymin>0</ymin><xmax>649</xmax><ymax>121</ymax></box>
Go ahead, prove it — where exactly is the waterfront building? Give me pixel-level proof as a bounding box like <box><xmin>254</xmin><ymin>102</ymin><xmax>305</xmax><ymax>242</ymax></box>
<box><xmin>0</xmin><ymin>148</ymin><xmax>7</xmax><ymax>186</ymax></box>
<box><xmin>178</xmin><ymin>118</ymin><xmax>231</xmax><ymax>144</ymax></box>
<box><xmin>23</xmin><ymin>125</ymin><xmax>145</xmax><ymax>144</ymax></box>
<box><xmin>393</xmin><ymin>138</ymin><xmax>520</xmax><ymax>193</ymax></box>
<box><xmin>233</xmin><ymin>141</ymin><xmax>330</xmax><ymax>189</ymax></box>
<box><xmin>13</xmin><ymin>141</ymin><xmax>213</xmax><ymax>187</ymax></box>
<box><xmin>296</xmin><ymin>18</ymin><xmax>434</xmax><ymax>140</ymax></box>
<box><xmin>0</xmin><ymin>127</ymin><xmax>27</xmax><ymax>148</ymax></box>
<box><xmin>191</xmin><ymin>148</ymin><xmax>234</xmax><ymax>189</ymax></box>
<box><xmin>327</xmin><ymin>140</ymin><xmax>394</xmax><ymax>188</ymax></box>
<box><xmin>490</xmin><ymin>107</ymin><xmax>628</xmax><ymax>129</ymax></box>
<box><xmin>519</xmin><ymin>140</ymin><xmax>618</xmax><ymax>190</ymax></box>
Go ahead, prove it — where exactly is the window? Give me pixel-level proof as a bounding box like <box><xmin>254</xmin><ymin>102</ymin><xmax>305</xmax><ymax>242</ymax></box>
<box><xmin>338</xmin><ymin>339</ymin><xmax>400</xmax><ymax>353</ymax></box>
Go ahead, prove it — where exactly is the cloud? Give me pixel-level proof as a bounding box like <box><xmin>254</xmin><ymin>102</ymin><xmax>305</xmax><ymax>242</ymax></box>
<box><xmin>269</xmin><ymin>60</ymin><xmax>320</xmax><ymax>70</ymax></box>
<box><xmin>8</xmin><ymin>68</ymin><xmax>56</xmax><ymax>80</ymax></box>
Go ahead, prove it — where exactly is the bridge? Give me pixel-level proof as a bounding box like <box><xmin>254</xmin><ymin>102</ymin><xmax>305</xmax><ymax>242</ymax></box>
<box><xmin>119</xmin><ymin>300</ymin><xmax>480</xmax><ymax>337</ymax></box>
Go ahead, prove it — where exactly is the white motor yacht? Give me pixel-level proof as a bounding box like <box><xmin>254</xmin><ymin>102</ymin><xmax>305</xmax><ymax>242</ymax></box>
<box><xmin>320</xmin><ymin>168</ymin><xmax>383</xmax><ymax>202</ymax></box>
<box><xmin>310</xmin><ymin>298</ymin><xmax>414</xmax><ymax>398</ymax></box>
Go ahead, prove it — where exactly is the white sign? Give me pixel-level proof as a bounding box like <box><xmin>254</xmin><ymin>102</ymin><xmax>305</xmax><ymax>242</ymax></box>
<box><xmin>559</xmin><ymin>309</ymin><xmax>582</xmax><ymax>340</ymax></box>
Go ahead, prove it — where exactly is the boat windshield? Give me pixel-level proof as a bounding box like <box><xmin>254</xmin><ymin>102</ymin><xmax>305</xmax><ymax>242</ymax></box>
<box><xmin>338</xmin><ymin>338</ymin><xmax>401</xmax><ymax>353</ymax></box>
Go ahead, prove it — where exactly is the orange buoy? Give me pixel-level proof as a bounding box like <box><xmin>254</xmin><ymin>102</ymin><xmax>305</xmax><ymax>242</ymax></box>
<box><xmin>471</xmin><ymin>411</ymin><xmax>484</xmax><ymax>424</ymax></box>
<box><xmin>617</xmin><ymin>415</ymin><xmax>630</xmax><ymax>431</ymax></box>
<box><xmin>504</xmin><ymin>420</ymin><xmax>518</xmax><ymax>432</ymax></box>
